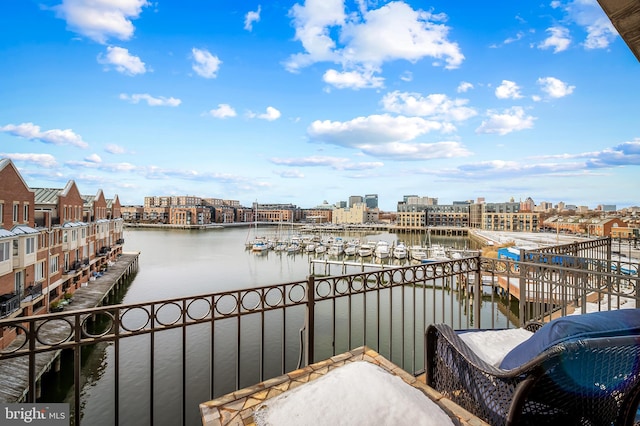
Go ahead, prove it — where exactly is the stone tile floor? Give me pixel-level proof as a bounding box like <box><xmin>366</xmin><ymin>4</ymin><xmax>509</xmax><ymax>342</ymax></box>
<box><xmin>200</xmin><ymin>346</ymin><xmax>488</xmax><ymax>426</ymax></box>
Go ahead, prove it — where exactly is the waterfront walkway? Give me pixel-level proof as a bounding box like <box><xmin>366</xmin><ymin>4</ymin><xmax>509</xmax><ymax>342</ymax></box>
<box><xmin>0</xmin><ymin>252</ymin><xmax>140</xmax><ymax>403</ymax></box>
<box><xmin>62</xmin><ymin>252</ymin><xmax>140</xmax><ymax>311</ymax></box>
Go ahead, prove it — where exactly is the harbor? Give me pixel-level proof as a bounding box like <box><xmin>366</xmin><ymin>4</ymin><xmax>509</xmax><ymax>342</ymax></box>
<box><xmin>0</xmin><ymin>227</ymin><xmax>635</xmax><ymax>425</ymax></box>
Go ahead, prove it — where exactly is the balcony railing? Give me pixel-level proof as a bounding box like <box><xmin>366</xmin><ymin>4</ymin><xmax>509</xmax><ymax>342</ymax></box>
<box><xmin>0</xmin><ymin>293</ymin><xmax>20</xmax><ymax>318</ymax></box>
<box><xmin>21</xmin><ymin>282</ymin><xmax>43</xmax><ymax>303</ymax></box>
<box><xmin>0</xmin><ymin>238</ymin><xmax>637</xmax><ymax>425</ymax></box>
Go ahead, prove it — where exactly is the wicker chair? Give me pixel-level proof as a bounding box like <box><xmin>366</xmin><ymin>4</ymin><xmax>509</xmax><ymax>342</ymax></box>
<box><xmin>426</xmin><ymin>323</ymin><xmax>640</xmax><ymax>426</ymax></box>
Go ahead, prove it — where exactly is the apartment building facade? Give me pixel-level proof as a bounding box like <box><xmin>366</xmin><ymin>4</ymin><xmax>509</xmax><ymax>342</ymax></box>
<box><xmin>0</xmin><ymin>159</ymin><xmax>124</xmax><ymax>348</ymax></box>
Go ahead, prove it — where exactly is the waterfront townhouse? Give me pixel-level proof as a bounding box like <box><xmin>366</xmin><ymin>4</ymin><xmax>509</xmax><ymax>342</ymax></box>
<box><xmin>543</xmin><ymin>215</ymin><xmax>631</xmax><ymax>237</ymax></box>
<box><xmin>0</xmin><ymin>158</ymin><xmax>124</xmax><ymax>349</ymax></box>
<box><xmin>0</xmin><ymin>159</ymin><xmax>38</xmax><ymax>322</ymax></box>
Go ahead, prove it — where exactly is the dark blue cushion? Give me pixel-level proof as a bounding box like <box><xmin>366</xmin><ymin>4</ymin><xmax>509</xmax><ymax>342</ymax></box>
<box><xmin>500</xmin><ymin>309</ymin><xmax>640</xmax><ymax>370</ymax></box>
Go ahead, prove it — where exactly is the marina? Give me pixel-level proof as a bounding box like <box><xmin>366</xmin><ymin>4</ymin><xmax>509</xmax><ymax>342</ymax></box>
<box><xmin>0</xmin><ymin>228</ymin><xmax>636</xmax><ymax>426</ymax></box>
<box><xmin>1</xmin><ymin>228</ymin><xmax>499</xmax><ymax>426</ymax></box>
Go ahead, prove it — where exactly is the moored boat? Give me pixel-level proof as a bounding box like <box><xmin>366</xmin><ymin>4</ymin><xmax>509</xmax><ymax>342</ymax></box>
<box><xmin>393</xmin><ymin>243</ymin><xmax>407</xmax><ymax>259</ymax></box>
<box><xmin>374</xmin><ymin>241</ymin><xmax>390</xmax><ymax>259</ymax></box>
<box><xmin>358</xmin><ymin>242</ymin><xmax>374</xmax><ymax>258</ymax></box>
<box><xmin>409</xmin><ymin>246</ymin><xmax>427</xmax><ymax>261</ymax></box>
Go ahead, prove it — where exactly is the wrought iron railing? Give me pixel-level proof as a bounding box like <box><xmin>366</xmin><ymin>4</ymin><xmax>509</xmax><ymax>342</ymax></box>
<box><xmin>21</xmin><ymin>282</ymin><xmax>43</xmax><ymax>302</ymax></box>
<box><xmin>0</xmin><ymin>293</ymin><xmax>20</xmax><ymax>318</ymax></box>
<box><xmin>0</xmin><ymin>237</ymin><xmax>637</xmax><ymax>426</ymax></box>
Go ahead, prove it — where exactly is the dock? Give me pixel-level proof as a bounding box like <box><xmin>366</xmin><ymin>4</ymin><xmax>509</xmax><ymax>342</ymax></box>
<box><xmin>0</xmin><ymin>252</ymin><xmax>140</xmax><ymax>403</ymax></box>
<box><xmin>309</xmin><ymin>258</ymin><xmax>403</xmax><ymax>275</ymax></box>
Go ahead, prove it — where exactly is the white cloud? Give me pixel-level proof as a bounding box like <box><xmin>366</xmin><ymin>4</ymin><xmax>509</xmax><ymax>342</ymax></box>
<box><xmin>457</xmin><ymin>81</ymin><xmax>473</xmax><ymax>93</ymax></box>
<box><xmin>85</xmin><ymin>153</ymin><xmax>102</xmax><ymax>163</ymax></box>
<box><xmin>191</xmin><ymin>48</ymin><xmax>222</xmax><ymax>78</ymax></box>
<box><xmin>0</xmin><ymin>153</ymin><xmax>58</xmax><ymax>168</ymax></box>
<box><xmin>286</xmin><ymin>1</ymin><xmax>463</xmax><ymax>86</ymax></box>
<box><xmin>504</xmin><ymin>32</ymin><xmax>524</xmax><ymax>45</ymax></box>
<box><xmin>105</xmin><ymin>144</ymin><xmax>126</xmax><ymax>154</ymax></box>
<box><xmin>0</xmin><ymin>122</ymin><xmax>88</xmax><ymax>148</ymax></box>
<box><xmin>399</xmin><ymin>71</ymin><xmax>413</xmax><ymax>82</ymax></box>
<box><xmin>381</xmin><ymin>91</ymin><xmax>477</xmax><ymax>122</ymax></box>
<box><xmin>273</xmin><ymin>169</ymin><xmax>305</xmax><ymax>178</ymax></box>
<box><xmin>249</xmin><ymin>106</ymin><xmax>281</xmax><ymax>121</ymax></box>
<box><xmin>245</xmin><ymin>6</ymin><xmax>261</xmax><ymax>31</ymax></box>
<box><xmin>307</xmin><ymin>114</ymin><xmax>457</xmax><ymax>157</ymax></box>
<box><xmin>495</xmin><ymin>80</ymin><xmax>523</xmax><ymax>100</ymax></box>
<box><xmin>339</xmin><ymin>3</ymin><xmax>464</xmax><ymax>68</ymax></box>
<box><xmin>119</xmin><ymin>93</ymin><xmax>181</xmax><ymax>107</ymax></box>
<box><xmin>560</xmin><ymin>0</ymin><xmax>617</xmax><ymax>50</ymax></box>
<box><xmin>586</xmin><ymin>139</ymin><xmax>640</xmax><ymax>168</ymax></box>
<box><xmin>359</xmin><ymin>141</ymin><xmax>471</xmax><ymax>160</ymax></box>
<box><xmin>98</xmin><ymin>46</ymin><xmax>146</xmax><ymax>75</ymax></box>
<box><xmin>538</xmin><ymin>26</ymin><xmax>571</xmax><ymax>53</ymax></box>
<box><xmin>53</xmin><ymin>0</ymin><xmax>148</xmax><ymax>44</ymax></box>
<box><xmin>323</xmin><ymin>68</ymin><xmax>384</xmax><ymax>89</ymax></box>
<box><xmin>537</xmin><ymin>77</ymin><xmax>575</xmax><ymax>98</ymax></box>
<box><xmin>286</xmin><ymin>0</ymin><xmax>345</xmax><ymax>71</ymax></box>
<box><xmin>270</xmin><ymin>155</ymin><xmax>384</xmax><ymax>170</ymax></box>
<box><xmin>209</xmin><ymin>104</ymin><xmax>237</xmax><ymax>119</ymax></box>
<box><xmin>476</xmin><ymin>107</ymin><xmax>536</xmax><ymax>136</ymax></box>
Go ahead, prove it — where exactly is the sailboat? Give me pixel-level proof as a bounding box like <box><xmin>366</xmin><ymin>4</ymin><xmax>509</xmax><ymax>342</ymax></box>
<box><xmin>245</xmin><ymin>202</ymin><xmax>269</xmax><ymax>251</ymax></box>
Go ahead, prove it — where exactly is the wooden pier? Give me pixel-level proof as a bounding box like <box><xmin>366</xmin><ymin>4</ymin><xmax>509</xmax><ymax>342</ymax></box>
<box><xmin>309</xmin><ymin>258</ymin><xmax>404</xmax><ymax>275</ymax></box>
<box><xmin>0</xmin><ymin>252</ymin><xmax>140</xmax><ymax>403</ymax></box>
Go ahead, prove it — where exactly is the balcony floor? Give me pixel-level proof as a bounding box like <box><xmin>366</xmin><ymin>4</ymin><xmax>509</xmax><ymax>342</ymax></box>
<box><xmin>199</xmin><ymin>346</ymin><xmax>488</xmax><ymax>426</ymax></box>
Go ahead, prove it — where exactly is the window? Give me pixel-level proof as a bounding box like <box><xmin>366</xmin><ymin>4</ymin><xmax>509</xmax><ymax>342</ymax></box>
<box><xmin>15</xmin><ymin>270</ymin><xmax>24</xmax><ymax>295</ymax></box>
<box><xmin>0</xmin><ymin>241</ymin><xmax>9</xmax><ymax>262</ymax></box>
<box><xmin>25</xmin><ymin>237</ymin><xmax>35</xmax><ymax>255</ymax></box>
<box><xmin>0</xmin><ymin>202</ymin><xmax>3</xmax><ymax>225</ymax></box>
<box><xmin>49</xmin><ymin>255</ymin><xmax>59</xmax><ymax>274</ymax></box>
<box><xmin>35</xmin><ymin>261</ymin><xmax>45</xmax><ymax>282</ymax></box>
<box><xmin>24</xmin><ymin>204</ymin><xmax>29</xmax><ymax>221</ymax></box>
<box><xmin>13</xmin><ymin>203</ymin><xmax>19</xmax><ymax>222</ymax></box>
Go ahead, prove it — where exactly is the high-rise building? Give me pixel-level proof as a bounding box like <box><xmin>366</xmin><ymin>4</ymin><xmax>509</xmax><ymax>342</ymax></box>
<box><xmin>348</xmin><ymin>195</ymin><xmax>363</xmax><ymax>208</ymax></box>
<box><xmin>364</xmin><ymin>194</ymin><xmax>378</xmax><ymax>209</ymax></box>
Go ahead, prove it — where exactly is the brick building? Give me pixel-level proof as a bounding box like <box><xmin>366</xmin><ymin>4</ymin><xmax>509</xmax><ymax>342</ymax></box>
<box><xmin>0</xmin><ymin>158</ymin><xmax>124</xmax><ymax>349</ymax></box>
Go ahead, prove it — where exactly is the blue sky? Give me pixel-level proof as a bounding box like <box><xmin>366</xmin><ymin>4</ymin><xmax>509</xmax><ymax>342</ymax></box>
<box><xmin>1</xmin><ymin>0</ymin><xmax>638</xmax><ymax>211</ymax></box>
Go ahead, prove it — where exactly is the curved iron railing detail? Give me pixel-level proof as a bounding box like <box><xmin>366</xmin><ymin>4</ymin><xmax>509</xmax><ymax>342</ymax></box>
<box><xmin>0</xmin><ymin>242</ymin><xmax>638</xmax><ymax>426</ymax></box>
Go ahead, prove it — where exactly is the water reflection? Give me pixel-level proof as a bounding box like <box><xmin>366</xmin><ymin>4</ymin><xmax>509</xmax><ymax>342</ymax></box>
<box><xmin>40</xmin><ymin>227</ymin><xmax>496</xmax><ymax>426</ymax></box>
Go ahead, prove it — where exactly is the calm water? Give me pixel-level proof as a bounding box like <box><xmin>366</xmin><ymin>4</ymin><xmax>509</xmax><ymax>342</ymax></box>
<box><xmin>51</xmin><ymin>227</ymin><xmax>498</xmax><ymax>426</ymax></box>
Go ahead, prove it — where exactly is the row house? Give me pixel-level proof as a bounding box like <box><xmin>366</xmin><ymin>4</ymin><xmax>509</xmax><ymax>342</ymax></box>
<box><xmin>0</xmin><ymin>159</ymin><xmax>123</xmax><ymax>349</ymax></box>
<box><xmin>170</xmin><ymin>206</ymin><xmax>211</xmax><ymax>225</ymax></box>
<box><xmin>143</xmin><ymin>206</ymin><xmax>170</xmax><ymax>223</ymax></box>
<box><xmin>545</xmin><ymin>216</ymin><xmax>630</xmax><ymax>237</ymax></box>
<box><xmin>211</xmin><ymin>205</ymin><xmax>236</xmax><ymax>223</ymax></box>
<box><xmin>257</xmin><ymin>209</ymin><xmax>294</xmax><ymax>223</ymax></box>
<box><xmin>121</xmin><ymin>205</ymin><xmax>144</xmax><ymax>222</ymax></box>
<box><xmin>482</xmin><ymin>212</ymin><xmax>538</xmax><ymax>232</ymax></box>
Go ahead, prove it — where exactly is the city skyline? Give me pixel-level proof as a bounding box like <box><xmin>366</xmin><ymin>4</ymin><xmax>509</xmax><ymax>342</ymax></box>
<box><xmin>1</xmin><ymin>1</ymin><xmax>639</xmax><ymax>211</ymax></box>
